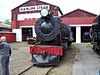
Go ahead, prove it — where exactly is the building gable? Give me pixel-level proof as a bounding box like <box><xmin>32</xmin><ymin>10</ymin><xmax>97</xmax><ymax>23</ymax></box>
<box><xmin>12</xmin><ymin>0</ymin><xmax>57</xmax><ymax>12</ymax></box>
<box><xmin>61</xmin><ymin>9</ymin><xmax>97</xmax><ymax>24</ymax></box>
<box><xmin>11</xmin><ymin>0</ymin><xmax>59</xmax><ymax>29</ymax></box>
<box><xmin>61</xmin><ymin>9</ymin><xmax>97</xmax><ymax>18</ymax></box>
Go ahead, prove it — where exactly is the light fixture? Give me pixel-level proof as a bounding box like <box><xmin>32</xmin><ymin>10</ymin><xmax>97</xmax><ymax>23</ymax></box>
<box><xmin>40</xmin><ymin>9</ymin><xmax>49</xmax><ymax>17</ymax></box>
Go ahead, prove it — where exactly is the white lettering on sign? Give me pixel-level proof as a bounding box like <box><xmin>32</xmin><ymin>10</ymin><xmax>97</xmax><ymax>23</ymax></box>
<box><xmin>18</xmin><ymin>13</ymin><xmax>41</xmax><ymax>20</ymax></box>
<box><xmin>19</xmin><ymin>5</ymin><xmax>49</xmax><ymax>12</ymax></box>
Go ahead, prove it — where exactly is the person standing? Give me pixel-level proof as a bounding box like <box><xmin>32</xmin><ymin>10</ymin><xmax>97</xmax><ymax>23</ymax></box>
<box><xmin>0</xmin><ymin>36</ymin><xmax>12</xmax><ymax>75</ymax></box>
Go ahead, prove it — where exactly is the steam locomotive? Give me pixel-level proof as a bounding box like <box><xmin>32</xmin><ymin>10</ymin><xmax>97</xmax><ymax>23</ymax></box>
<box><xmin>30</xmin><ymin>9</ymin><xmax>73</xmax><ymax>65</ymax></box>
<box><xmin>90</xmin><ymin>15</ymin><xmax>100</xmax><ymax>54</ymax></box>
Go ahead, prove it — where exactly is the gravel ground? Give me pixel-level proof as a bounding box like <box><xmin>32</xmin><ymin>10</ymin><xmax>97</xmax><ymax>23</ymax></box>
<box><xmin>9</xmin><ymin>42</ymin><xmax>78</xmax><ymax>75</ymax></box>
<box><xmin>22</xmin><ymin>66</ymin><xmax>52</xmax><ymax>75</ymax></box>
<box><xmin>9</xmin><ymin>42</ymin><xmax>100</xmax><ymax>75</ymax></box>
<box><xmin>73</xmin><ymin>43</ymin><xmax>100</xmax><ymax>75</ymax></box>
<box><xmin>48</xmin><ymin>43</ymin><xmax>79</xmax><ymax>75</ymax></box>
<box><xmin>9</xmin><ymin>42</ymin><xmax>32</xmax><ymax>75</ymax></box>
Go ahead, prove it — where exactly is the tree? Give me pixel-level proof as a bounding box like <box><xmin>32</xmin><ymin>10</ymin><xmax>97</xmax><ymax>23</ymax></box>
<box><xmin>3</xmin><ymin>19</ymin><xmax>11</xmax><ymax>25</ymax></box>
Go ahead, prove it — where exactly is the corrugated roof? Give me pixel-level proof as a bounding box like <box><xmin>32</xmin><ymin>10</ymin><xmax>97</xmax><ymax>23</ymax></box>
<box><xmin>0</xmin><ymin>22</ymin><xmax>11</xmax><ymax>29</ymax></box>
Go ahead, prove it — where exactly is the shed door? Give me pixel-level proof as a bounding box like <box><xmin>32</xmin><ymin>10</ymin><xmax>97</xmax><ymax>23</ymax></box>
<box><xmin>22</xmin><ymin>28</ymin><xmax>33</xmax><ymax>41</ymax></box>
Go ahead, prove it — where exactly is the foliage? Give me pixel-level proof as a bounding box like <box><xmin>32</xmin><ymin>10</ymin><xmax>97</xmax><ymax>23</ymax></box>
<box><xmin>3</xmin><ymin>19</ymin><xmax>11</xmax><ymax>25</ymax></box>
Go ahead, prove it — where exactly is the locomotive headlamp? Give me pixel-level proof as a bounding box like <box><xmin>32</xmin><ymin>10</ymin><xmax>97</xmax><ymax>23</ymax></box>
<box><xmin>40</xmin><ymin>9</ymin><xmax>49</xmax><ymax>17</ymax></box>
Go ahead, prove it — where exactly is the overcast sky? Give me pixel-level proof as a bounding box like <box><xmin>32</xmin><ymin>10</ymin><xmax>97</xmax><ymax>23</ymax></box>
<box><xmin>0</xmin><ymin>0</ymin><xmax>100</xmax><ymax>21</ymax></box>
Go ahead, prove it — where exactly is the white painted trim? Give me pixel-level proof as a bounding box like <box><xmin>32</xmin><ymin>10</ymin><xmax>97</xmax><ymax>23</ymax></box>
<box><xmin>12</xmin><ymin>29</ymin><xmax>22</xmax><ymax>42</ymax></box>
<box><xmin>32</xmin><ymin>26</ymin><xmax>36</xmax><ymax>37</ymax></box>
<box><xmin>20</xmin><ymin>26</ymin><xmax>34</xmax><ymax>28</ymax></box>
<box><xmin>76</xmin><ymin>26</ymin><xmax>81</xmax><ymax>43</ymax></box>
<box><xmin>70</xmin><ymin>24</ymin><xmax>92</xmax><ymax>27</ymax></box>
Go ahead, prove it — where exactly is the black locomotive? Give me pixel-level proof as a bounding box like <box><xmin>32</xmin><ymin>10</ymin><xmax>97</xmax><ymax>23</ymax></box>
<box><xmin>30</xmin><ymin>9</ymin><xmax>73</xmax><ymax>65</ymax></box>
<box><xmin>82</xmin><ymin>32</ymin><xmax>91</xmax><ymax>42</ymax></box>
<box><xmin>90</xmin><ymin>15</ymin><xmax>100</xmax><ymax>54</ymax></box>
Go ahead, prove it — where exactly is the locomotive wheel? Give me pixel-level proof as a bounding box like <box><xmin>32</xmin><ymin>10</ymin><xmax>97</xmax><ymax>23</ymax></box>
<box><xmin>92</xmin><ymin>45</ymin><xmax>95</xmax><ymax>50</ymax></box>
<box><xmin>68</xmin><ymin>42</ymin><xmax>72</xmax><ymax>46</ymax></box>
<box><xmin>93</xmin><ymin>45</ymin><xmax>100</xmax><ymax>54</ymax></box>
<box><xmin>95</xmin><ymin>48</ymin><xmax>100</xmax><ymax>54</ymax></box>
<box><xmin>92</xmin><ymin>45</ymin><xmax>97</xmax><ymax>51</ymax></box>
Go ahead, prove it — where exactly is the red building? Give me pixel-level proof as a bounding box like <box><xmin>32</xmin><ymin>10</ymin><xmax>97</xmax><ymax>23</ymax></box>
<box><xmin>61</xmin><ymin>9</ymin><xmax>97</xmax><ymax>43</ymax></box>
<box><xmin>11</xmin><ymin>0</ymin><xmax>97</xmax><ymax>43</ymax></box>
<box><xmin>0</xmin><ymin>22</ymin><xmax>16</xmax><ymax>42</ymax></box>
<box><xmin>11</xmin><ymin>0</ymin><xmax>61</xmax><ymax>41</ymax></box>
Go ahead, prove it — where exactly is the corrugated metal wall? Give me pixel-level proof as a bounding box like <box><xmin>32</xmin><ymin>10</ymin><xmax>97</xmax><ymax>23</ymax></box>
<box><xmin>0</xmin><ymin>33</ymin><xmax>16</xmax><ymax>43</ymax></box>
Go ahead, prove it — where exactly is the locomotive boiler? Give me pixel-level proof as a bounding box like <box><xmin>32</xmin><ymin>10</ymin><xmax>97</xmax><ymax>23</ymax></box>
<box><xmin>30</xmin><ymin>9</ymin><xmax>73</xmax><ymax>65</ymax></box>
<box><xmin>90</xmin><ymin>15</ymin><xmax>100</xmax><ymax>54</ymax></box>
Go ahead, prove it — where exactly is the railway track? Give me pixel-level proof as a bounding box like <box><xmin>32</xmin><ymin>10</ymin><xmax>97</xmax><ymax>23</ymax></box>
<box><xmin>18</xmin><ymin>64</ymin><xmax>53</xmax><ymax>75</ymax></box>
<box><xmin>18</xmin><ymin>65</ymin><xmax>34</xmax><ymax>75</ymax></box>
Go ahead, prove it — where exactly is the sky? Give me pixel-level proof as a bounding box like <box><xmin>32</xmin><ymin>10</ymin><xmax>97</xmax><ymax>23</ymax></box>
<box><xmin>0</xmin><ymin>0</ymin><xmax>100</xmax><ymax>21</ymax></box>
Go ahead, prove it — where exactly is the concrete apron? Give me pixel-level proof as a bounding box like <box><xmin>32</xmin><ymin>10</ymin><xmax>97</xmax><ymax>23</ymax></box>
<box><xmin>72</xmin><ymin>43</ymin><xmax>100</xmax><ymax>75</ymax></box>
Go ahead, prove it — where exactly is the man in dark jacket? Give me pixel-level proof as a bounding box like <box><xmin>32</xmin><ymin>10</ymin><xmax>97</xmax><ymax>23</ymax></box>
<box><xmin>0</xmin><ymin>36</ymin><xmax>11</xmax><ymax>75</ymax></box>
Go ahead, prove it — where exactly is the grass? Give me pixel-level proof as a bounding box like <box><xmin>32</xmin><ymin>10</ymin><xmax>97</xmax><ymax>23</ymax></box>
<box><xmin>86</xmin><ymin>43</ymin><xmax>93</xmax><ymax>48</ymax></box>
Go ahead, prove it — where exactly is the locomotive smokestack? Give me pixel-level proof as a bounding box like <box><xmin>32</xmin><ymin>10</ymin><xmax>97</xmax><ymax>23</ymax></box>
<box><xmin>56</xmin><ymin>7</ymin><xmax>63</xmax><ymax>16</ymax></box>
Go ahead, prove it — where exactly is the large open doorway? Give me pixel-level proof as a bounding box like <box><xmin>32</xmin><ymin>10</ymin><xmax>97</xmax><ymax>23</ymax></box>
<box><xmin>81</xmin><ymin>26</ymin><xmax>91</xmax><ymax>42</ymax></box>
<box><xmin>71</xmin><ymin>27</ymin><xmax>76</xmax><ymax>42</ymax></box>
<box><xmin>22</xmin><ymin>28</ymin><xmax>33</xmax><ymax>41</ymax></box>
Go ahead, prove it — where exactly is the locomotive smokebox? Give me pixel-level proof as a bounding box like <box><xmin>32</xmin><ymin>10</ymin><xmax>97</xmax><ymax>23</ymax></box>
<box><xmin>41</xmin><ymin>22</ymin><xmax>53</xmax><ymax>34</ymax></box>
<box><xmin>35</xmin><ymin>9</ymin><xmax>62</xmax><ymax>41</ymax></box>
<box><xmin>35</xmin><ymin>18</ymin><xmax>61</xmax><ymax>41</ymax></box>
